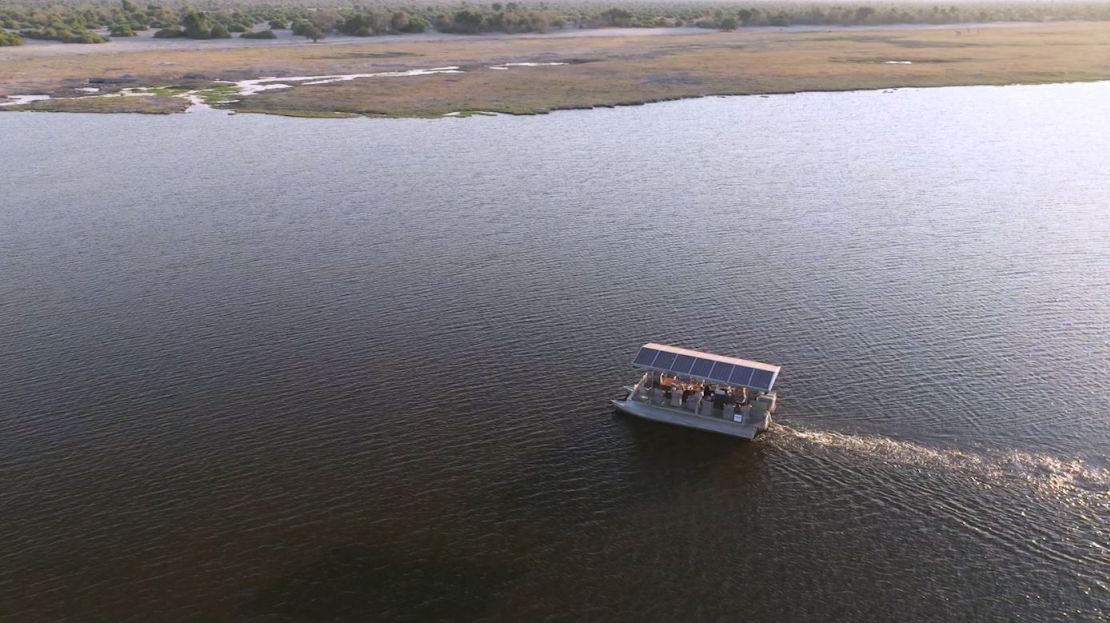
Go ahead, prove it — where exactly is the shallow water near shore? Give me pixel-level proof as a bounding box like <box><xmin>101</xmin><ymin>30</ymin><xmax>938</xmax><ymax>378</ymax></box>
<box><xmin>1</xmin><ymin>82</ymin><xmax>1108</xmax><ymax>622</ymax></box>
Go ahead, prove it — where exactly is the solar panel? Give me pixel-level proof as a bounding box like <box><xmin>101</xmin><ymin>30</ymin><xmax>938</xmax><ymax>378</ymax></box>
<box><xmin>633</xmin><ymin>347</ymin><xmax>659</xmax><ymax>367</ymax></box>
<box><xmin>630</xmin><ymin>343</ymin><xmax>780</xmax><ymax>391</ymax></box>
<box><xmin>652</xmin><ymin>351</ymin><xmax>678</xmax><ymax>370</ymax></box>
<box><xmin>750</xmin><ymin>369</ymin><xmax>775</xmax><ymax>391</ymax></box>
<box><xmin>690</xmin><ymin>358</ymin><xmax>714</xmax><ymax>377</ymax></box>
<box><xmin>729</xmin><ymin>366</ymin><xmax>754</xmax><ymax>387</ymax></box>
<box><xmin>708</xmin><ymin>362</ymin><xmax>734</xmax><ymax>382</ymax></box>
<box><xmin>670</xmin><ymin>354</ymin><xmax>696</xmax><ymax>374</ymax></box>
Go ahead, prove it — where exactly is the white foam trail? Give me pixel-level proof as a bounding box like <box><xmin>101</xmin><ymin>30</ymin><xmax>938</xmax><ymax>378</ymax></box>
<box><xmin>780</xmin><ymin>425</ymin><xmax>1109</xmax><ymax>506</ymax></box>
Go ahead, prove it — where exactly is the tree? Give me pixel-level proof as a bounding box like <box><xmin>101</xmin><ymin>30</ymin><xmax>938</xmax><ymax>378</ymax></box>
<box><xmin>452</xmin><ymin>9</ymin><xmax>484</xmax><ymax>34</ymax></box>
<box><xmin>269</xmin><ymin>18</ymin><xmax>287</xmax><ymax>30</ymax></box>
<box><xmin>599</xmin><ymin>8</ymin><xmax>634</xmax><ymax>27</ymax></box>
<box><xmin>182</xmin><ymin>11</ymin><xmax>211</xmax><ymax>39</ymax></box>
<box><xmin>310</xmin><ymin>8</ymin><xmax>341</xmax><ymax>32</ymax></box>
<box><xmin>390</xmin><ymin>11</ymin><xmax>409</xmax><ymax>33</ymax></box>
<box><xmin>302</xmin><ymin>23</ymin><xmax>323</xmax><ymax>42</ymax></box>
<box><xmin>291</xmin><ymin>18</ymin><xmax>311</xmax><ymax>36</ymax></box>
<box><xmin>719</xmin><ymin>16</ymin><xmax>738</xmax><ymax>31</ymax></box>
<box><xmin>402</xmin><ymin>15</ymin><xmax>428</xmax><ymax>33</ymax></box>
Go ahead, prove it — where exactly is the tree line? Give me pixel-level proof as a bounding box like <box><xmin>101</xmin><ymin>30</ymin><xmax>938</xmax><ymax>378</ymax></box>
<box><xmin>5</xmin><ymin>1</ymin><xmax>1110</xmax><ymax>44</ymax></box>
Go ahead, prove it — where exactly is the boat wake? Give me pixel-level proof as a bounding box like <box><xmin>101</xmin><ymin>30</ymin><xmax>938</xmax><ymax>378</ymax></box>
<box><xmin>775</xmin><ymin>423</ymin><xmax>1109</xmax><ymax>511</ymax></box>
<box><xmin>769</xmin><ymin>423</ymin><xmax>1109</xmax><ymax>579</ymax></box>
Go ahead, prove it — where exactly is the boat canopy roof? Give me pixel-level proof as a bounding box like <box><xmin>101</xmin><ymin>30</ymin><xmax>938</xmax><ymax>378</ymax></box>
<box><xmin>632</xmin><ymin>343</ymin><xmax>781</xmax><ymax>392</ymax></box>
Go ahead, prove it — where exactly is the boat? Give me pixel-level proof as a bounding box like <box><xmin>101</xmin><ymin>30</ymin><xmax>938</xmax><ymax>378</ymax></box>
<box><xmin>611</xmin><ymin>343</ymin><xmax>781</xmax><ymax>439</ymax></box>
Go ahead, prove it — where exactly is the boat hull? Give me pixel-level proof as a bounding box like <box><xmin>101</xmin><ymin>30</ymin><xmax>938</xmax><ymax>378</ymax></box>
<box><xmin>611</xmin><ymin>399</ymin><xmax>768</xmax><ymax>440</ymax></box>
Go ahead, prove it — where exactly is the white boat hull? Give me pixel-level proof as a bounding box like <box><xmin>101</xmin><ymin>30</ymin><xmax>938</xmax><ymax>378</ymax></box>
<box><xmin>611</xmin><ymin>398</ymin><xmax>769</xmax><ymax>440</ymax></box>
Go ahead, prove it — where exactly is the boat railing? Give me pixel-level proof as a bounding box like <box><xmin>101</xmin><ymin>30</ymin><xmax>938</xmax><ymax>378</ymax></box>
<box><xmin>632</xmin><ymin>384</ymin><xmax>761</xmax><ymax>424</ymax></box>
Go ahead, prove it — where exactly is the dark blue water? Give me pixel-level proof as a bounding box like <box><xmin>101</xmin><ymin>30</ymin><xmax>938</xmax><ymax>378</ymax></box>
<box><xmin>1</xmin><ymin>82</ymin><xmax>1107</xmax><ymax>622</ymax></box>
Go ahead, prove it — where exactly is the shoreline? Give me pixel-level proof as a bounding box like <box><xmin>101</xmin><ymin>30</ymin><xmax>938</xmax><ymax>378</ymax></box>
<box><xmin>4</xmin><ymin>21</ymin><xmax>1110</xmax><ymax>118</ymax></box>
<box><xmin>7</xmin><ymin>77</ymin><xmax>1108</xmax><ymax>121</ymax></box>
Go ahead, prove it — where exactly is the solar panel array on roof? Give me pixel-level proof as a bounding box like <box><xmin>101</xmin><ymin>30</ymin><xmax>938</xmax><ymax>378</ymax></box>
<box><xmin>631</xmin><ymin>344</ymin><xmax>780</xmax><ymax>391</ymax></box>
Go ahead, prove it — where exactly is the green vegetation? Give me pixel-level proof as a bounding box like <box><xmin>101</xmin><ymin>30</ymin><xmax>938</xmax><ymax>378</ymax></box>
<box><xmin>9</xmin><ymin>95</ymin><xmax>189</xmax><ymax>114</ymax></box>
<box><xmin>144</xmin><ymin>85</ymin><xmax>189</xmax><ymax>96</ymax></box>
<box><xmin>241</xmin><ymin>29</ymin><xmax>277</xmax><ymax>39</ymax></box>
<box><xmin>194</xmin><ymin>84</ymin><xmax>239</xmax><ymax>103</ymax></box>
<box><xmin>20</xmin><ymin>26</ymin><xmax>107</xmax><ymax>43</ymax></box>
<box><xmin>0</xmin><ymin>30</ymin><xmax>23</xmax><ymax>46</ymax></box>
<box><xmin>182</xmin><ymin>10</ymin><xmax>213</xmax><ymax>37</ymax></box>
<box><xmin>296</xmin><ymin>21</ymin><xmax>324</xmax><ymax>42</ymax></box>
<box><xmin>4</xmin><ymin>1</ymin><xmax>1110</xmax><ymax>44</ymax></box>
<box><xmin>338</xmin><ymin>10</ymin><xmax>429</xmax><ymax>35</ymax></box>
<box><xmin>436</xmin><ymin>6</ymin><xmax>560</xmax><ymax>34</ymax></box>
<box><xmin>109</xmin><ymin>22</ymin><xmax>135</xmax><ymax>36</ymax></box>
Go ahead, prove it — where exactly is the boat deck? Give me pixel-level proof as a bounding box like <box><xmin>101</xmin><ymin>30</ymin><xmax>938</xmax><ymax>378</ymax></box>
<box><xmin>611</xmin><ymin>397</ymin><xmax>767</xmax><ymax>440</ymax></box>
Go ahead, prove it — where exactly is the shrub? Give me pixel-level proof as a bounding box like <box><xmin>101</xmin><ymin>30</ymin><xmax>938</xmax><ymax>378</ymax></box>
<box><xmin>153</xmin><ymin>27</ymin><xmax>183</xmax><ymax>38</ymax></box>
<box><xmin>20</xmin><ymin>27</ymin><xmax>106</xmax><ymax>43</ymax></box>
<box><xmin>110</xmin><ymin>23</ymin><xmax>136</xmax><ymax>36</ymax></box>
<box><xmin>0</xmin><ymin>29</ymin><xmax>22</xmax><ymax>46</ymax></box>
<box><xmin>209</xmin><ymin>24</ymin><xmax>231</xmax><ymax>38</ymax></box>
<box><xmin>241</xmin><ymin>29</ymin><xmax>276</xmax><ymax>39</ymax></box>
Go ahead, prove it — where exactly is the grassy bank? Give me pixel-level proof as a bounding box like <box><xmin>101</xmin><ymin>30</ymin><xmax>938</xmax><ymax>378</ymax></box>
<box><xmin>3</xmin><ymin>22</ymin><xmax>1110</xmax><ymax>117</ymax></box>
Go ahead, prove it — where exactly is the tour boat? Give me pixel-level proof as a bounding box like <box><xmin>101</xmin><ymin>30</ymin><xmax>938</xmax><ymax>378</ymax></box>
<box><xmin>611</xmin><ymin>343</ymin><xmax>781</xmax><ymax>439</ymax></box>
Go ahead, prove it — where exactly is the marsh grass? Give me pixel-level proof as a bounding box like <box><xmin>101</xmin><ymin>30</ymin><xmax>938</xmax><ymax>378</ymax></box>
<box><xmin>3</xmin><ymin>22</ymin><xmax>1110</xmax><ymax>117</ymax></box>
<box><xmin>11</xmin><ymin>94</ymin><xmax>188</xmax><ymax>113</ymax></box>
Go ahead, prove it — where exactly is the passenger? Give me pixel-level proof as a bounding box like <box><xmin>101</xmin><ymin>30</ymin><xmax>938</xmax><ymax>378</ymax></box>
<box><xmin>703</xmin><ymin>384</ymin><xmax>713</xmax><ymax>398</ymax></box>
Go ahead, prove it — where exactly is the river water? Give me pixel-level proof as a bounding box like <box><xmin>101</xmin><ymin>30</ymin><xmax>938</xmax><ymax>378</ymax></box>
<box><xmin>1</xmin><ymin>82</ymin><xmax>1107</xmax><ymax>622</ymax></box>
